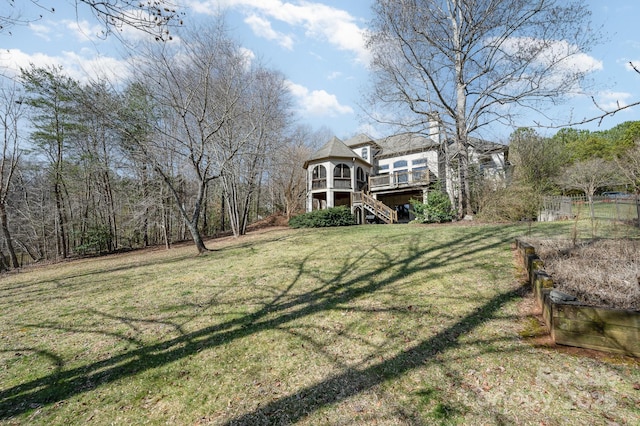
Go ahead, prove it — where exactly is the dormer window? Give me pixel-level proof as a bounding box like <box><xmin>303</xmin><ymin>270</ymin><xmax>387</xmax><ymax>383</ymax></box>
<box><xmin>361</xmin><ymin>146</ymin><xmax>369</xmax><ymax>161</ymax></box>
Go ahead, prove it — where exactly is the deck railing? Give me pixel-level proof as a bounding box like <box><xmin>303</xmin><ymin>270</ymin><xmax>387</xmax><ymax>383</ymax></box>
<box><xmin>333</xmin><ymin>178</ymin><xmax>352</xmax><ymax>189</ymax></box>
<box><xmin>369</xmin><ymin>169</ymin><xmax>430</xmax><ymax>190</ymax></box>
<box><xmin>311</xmin><ymin>179</ymin><xmax>326</xmax><ymax>190</ymax></box>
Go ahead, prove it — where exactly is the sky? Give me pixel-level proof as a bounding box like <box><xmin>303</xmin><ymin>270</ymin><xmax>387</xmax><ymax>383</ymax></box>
<box><xmin>1</xmin><ymin>0</ymin><xmax>640</xmax><ymax>143</ymax></box>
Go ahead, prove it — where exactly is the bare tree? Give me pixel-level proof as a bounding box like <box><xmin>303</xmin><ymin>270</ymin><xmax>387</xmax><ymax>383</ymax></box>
<box><xmin>614</xmin><ymin>141</ymin><xmax>640</xmax><ymax>194</ymax></box>
<box><xmin>217</xmin><ymin>67</ymin><xmax>293</xmax><ymax>236</ymax></box>
<box><xmin>0</xmin><ymin>79</ymin><xmax>24</xmax><ymax>268</ymax></box>
<box><xmin>366</xmin><ymin>0</ymin><xmax>598</xmax><ymax>216</ymax></box>
<box><xmin>118</xmin><ymin>24</ymin><xmax>260</xmax><ymax>253</ymax></box>
<box><xmin>614</xmin><ymin>142</ymin><xmax>640</xmax><ymax>224</ymax></box>
<box><xmin>559</xmin><ymin>158</ymin><xmax>617</xmax><ymax>219</ymax></box>
<box><xmin>268</xmin><ymin>125</ymin><xmax>325</xmax><ymax>219</ymax></box>
<box><xmin>2</xmin><ymin>1</ymin><xmax>183</xmax><ymax>40</ymax></box>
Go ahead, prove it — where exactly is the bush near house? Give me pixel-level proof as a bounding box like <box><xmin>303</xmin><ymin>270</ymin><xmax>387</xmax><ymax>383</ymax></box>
<box><xmin>288</xmin><ymin>206</ymin><xmax>355</xmax><ymax>228</ymax></box>
<box><xmin>410</xmin><ymin>190</ymin><xmax>455</xmax><ymax>223</ymax></box>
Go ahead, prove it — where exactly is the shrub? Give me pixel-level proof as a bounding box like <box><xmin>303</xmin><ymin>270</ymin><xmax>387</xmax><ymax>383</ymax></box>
<box><xmin>75</xmin><ymin>225</ymin><xmax>113</xmax><ymax>255</ymax></box>
<box><xmin>288</xmin><ymin>206</ymin><xmax>356</xmax><ymax>228</ymax></box>
<box><xmin>476</xmin><ymin>184</ymin><xmax>542</xmax><ymax>222</ymax></box>
<box><xmin>410</xmin><ymin>190</ymin><xmax>455</xmax><ymax>223</ymax></box>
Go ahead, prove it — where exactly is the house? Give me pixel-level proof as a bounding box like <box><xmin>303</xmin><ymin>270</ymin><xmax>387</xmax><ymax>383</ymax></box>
<box><xmin>303</xmin><ymin>132</ymin><xmax>508</xmax><ymax>224</ymax></box>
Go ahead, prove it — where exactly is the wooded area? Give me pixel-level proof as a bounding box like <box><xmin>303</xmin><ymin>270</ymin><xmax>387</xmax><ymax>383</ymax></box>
<box><xmin>0</xmin><ymin>22</ymin><xmax>329</xmax><ymax>268</ymax></box>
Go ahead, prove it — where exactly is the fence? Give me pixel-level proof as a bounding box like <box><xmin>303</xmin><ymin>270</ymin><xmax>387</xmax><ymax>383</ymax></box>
<box><xmin>539</xmin><ymin>195</ymin><xmax>640</xmax><ymax>225</ymax></box>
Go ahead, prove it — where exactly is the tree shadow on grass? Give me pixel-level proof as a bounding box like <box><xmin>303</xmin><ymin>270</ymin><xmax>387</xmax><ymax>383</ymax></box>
<box><xmin>222</xmin><ymin>284</ymin><xmax>526</xmax><ymax>425</ymax></box>
<box><xmin>0</xmin><ymin>225</ymin><xmax>521</xmax><ymax>420</ymax></box>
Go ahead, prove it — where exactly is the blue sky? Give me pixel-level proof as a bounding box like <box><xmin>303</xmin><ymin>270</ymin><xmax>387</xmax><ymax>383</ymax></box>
<box><xmin>1</xmin><ymin>0</ymin><xmax>639</xmax><ymax>142</ymax></box>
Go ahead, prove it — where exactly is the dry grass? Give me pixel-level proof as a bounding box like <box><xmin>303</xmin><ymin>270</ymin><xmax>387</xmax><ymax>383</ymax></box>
<box><xmin>524</xmin><ymin>238</ymin><xmax>640</xmax><ymax>310</ymax></box>
<box><xmin>1</xmin><ymin>222</ymin><xmax>639</xmax><ymax>425</ymax></box>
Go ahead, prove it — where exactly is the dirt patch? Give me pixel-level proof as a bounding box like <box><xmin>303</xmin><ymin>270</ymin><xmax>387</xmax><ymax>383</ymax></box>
<box><xmin>520</xmin><ymin>238</ymin><xmax>640</xmax><ymax>311</ymax></box>
<box><xmin>246</xmin><ymin>213</ymin><xmax>290</xmax><ymax>231</ymax></box>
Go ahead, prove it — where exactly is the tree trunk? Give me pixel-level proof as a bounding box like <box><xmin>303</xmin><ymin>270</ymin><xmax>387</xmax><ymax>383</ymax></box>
<box><xmin>54</xmin><ymin>178</ymin><xmax>68</xmax><ymax>259</ymax></box>
<box><xmin>202</xmin><ymin>184</ymin><xmax>209</xmax><ymax>236</ymax></box>
<box><xmin>142</xmin><ymin>165</ymin><xmax>150</xmax><ymax>247</ymax></box>
<box><xmin>186</xmin><ymin>219</ymin><xmax>208</xmax><ymax>254</ymax></box>
<box><xmin>220</xmin><ymin>191</ymin><xmax>226</xmax><ymax>233</ymax></box>
<box><xmin>162</xmin><ymin>196</ymin><xmax>171</xmax><ymax>250</ymax></box>
<box><xmin>223</xmin><ymin>177</ymin><xmax>242</xmax><ymax>237</ymax></box>
<box><xmin>0</xmin><ymin>204</ymin><xmax>19</xmax><ymax>268</ymax></box>
<box><xmin>15</xmin><ymin>238</ymin><xmax>41</xmax><ymax>263</ymax></box>
<box><xmin>102</xmin><ymin>169</ymin><xmax>117</xmax><ymax>251</ymax></box>
<box><xmin>158</xmin><ymin>167</ymin><xmax>209</xmax><ymax>252</ymax></box>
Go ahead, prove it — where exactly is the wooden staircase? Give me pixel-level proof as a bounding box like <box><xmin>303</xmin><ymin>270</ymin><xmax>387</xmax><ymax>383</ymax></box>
<box><xmin>351</xmin><ymin>192</ymin><xmax>397</xmax><ymax>224</ymax></box>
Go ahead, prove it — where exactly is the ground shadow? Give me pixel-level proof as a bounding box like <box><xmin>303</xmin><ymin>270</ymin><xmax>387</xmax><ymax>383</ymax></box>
<box><xmin>0</xmin><ymin>225</ymin><xmax>521</xmax><ymax>420</ymax></box>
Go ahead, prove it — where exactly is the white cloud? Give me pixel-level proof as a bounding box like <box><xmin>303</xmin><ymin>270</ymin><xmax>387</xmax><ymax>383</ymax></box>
<box><xmin>244</xmin><ymin>14</ymin><xmax>293</xmax><ymax>50</ymax></box>
<box><xmin>239</xmin><ymin>47</ymin><xmax>256</xmax><ymax>62</ymax></box>
<box><xmin>285</xmin><ymin>80</ymin><xmax>354</xmax><ymax>116</ymax></box>
<box><xmin>0</xmin><ymin>49</ymin><xmax>131</xmax><ymax>84</ymax></box>
<box><xmin>327</xmin><ymin>71</ymin><xmax>342</xmax><ymax>80</ymax></box>
<box><xmin>28</xmin><ymin>23</ymin><xmax>53</xmax><ymax>41</ymax></box>
<box><xmin>238</xmin><ymin>47</ymin><xmax>256</xmax><ymax>70</ymax></box>
<box><xmin>187</xmin><ymin>0</ymin><xmax>370</xmax><ymax>63</ymax></box>
<box><xmin>498</xmin><ymin>37</ymin><xmax>603</xmax><ymax>74</ymax></box>
<box><xmin>596</xmin><ymin>90</ymin><xmax>633</xmax><ymax>111</ymax></box>
<box><xmin>63</xmin><ymin>19</ymin><xmax>107</xmax><ymax>42</ymax></box>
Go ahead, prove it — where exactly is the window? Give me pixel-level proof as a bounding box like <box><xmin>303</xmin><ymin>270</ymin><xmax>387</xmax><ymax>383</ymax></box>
<box><xmin>356</xmin><ymin>167</ymin><xmax>367</xmax><ymax>190</ymax></box>
<box><xmin>334</xmin><ymin>163</ymin><xmax>350</xmax><ymax>178</ymax></box>
<box><xmin>361</xmin><ymin>147</ymin><xmax>369</xmax><ymax>161</ymax></box>
<box><xmin>378</xmin><ymin>164</ymin><xmax>389</xmax><ymax>172</ymax></box>
<box><xmin>412</xmin><ymin>166</ymin><xmax>428</xmax><ymax>182</ymax></box>
<box><xmin>333</xmin><ymin>163</ymin><xmax>351</xmax><ymax>189</ymax></box>
<box><xmin>311</xmin><ymin>165</ymin><xmax>327</xmax><ymax>189</ymax></box>
<box><xmin>412</xmin><ymin>158</ymin><xmax>427</xmax><ymax>166</ymax></box>
<box><xmin>393</xmin><ymin>160</ymin><xmax>409</xmax><ymax>183</ymax></box>
<box><xmin>312</xmin><ymin>165</ymin><xmax>326</xmax><ymax>179</ymax></box>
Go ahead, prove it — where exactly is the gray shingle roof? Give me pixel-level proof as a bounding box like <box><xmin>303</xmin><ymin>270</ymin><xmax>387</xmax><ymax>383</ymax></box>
<box><xmin>309</xmin><ymin>136</ymin><xmax>355</xmax><ymax>160</ymax></box>
<box><xmin>304</xmin><ymin>132</ymin><xmax>507</xmax><ymax>168</ymax></box>
<box><xmin>375</xmin><ymin>133</ymin><xmax>440</xmax><ymax>158</ymax></box>
<box><xmin>303</xmin><ymin>136</ymin><xmax>363</xmax><ymax>169</ymax></box>
<box><xmin>344</xmin><ymin>133</ymin><xmax>377</xmax><ymax>148</ymax></box>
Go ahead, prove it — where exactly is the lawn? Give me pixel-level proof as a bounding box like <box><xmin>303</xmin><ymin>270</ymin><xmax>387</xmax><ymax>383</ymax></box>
<box><xmin>1</xmin><ymin>222</ymin><xmax>639</xmax><ymax>425</ymax></box>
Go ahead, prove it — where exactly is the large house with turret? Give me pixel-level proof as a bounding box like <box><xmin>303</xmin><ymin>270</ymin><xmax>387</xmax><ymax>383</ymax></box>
<box><xmin>303</xmin><ymin>132</ymin><xmax>508</xmax><ymax>223</ymax></box>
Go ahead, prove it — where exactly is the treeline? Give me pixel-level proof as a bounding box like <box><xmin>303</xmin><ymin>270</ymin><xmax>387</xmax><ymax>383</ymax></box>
<box><xmin>476</xmin><ymin>122</ymin><xmax>640</xmax><ymax>220</ymax></box>
<box><xmin>0</xmin><ymin>24</ymin><xmax>326</xmax><ymax>269</ymax></box>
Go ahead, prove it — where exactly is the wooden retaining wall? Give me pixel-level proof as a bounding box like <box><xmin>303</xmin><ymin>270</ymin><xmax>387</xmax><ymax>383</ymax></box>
<box><xmin>515</xmin><ymin>239</ymin><xmax>640</xmax><ymax>357</ymax></box>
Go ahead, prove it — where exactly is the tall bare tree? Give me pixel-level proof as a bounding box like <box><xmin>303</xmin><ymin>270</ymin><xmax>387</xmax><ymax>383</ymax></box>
<box><xmin>216</xmin><ymin>67</ymin><xmax>293</xmax><ymax>236</ymax></box>
<box><xmin>268</xmin><ymin>125</ymin><xmax>327</xmax><ymax>219</ymax></box>
<box><xmin>0</xmin><ymin>79</ymin><xmax>24</xmax><ymax>269</ymax></box>
<box><xmin>366</xmin><ymin>0</ymin><xmax>598</xmax><ymax>216</ymax></box>
<box><xmin>120</xmin><ymin>24</ymin><xmax>259</xmax><ymax>252</ymax></box>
